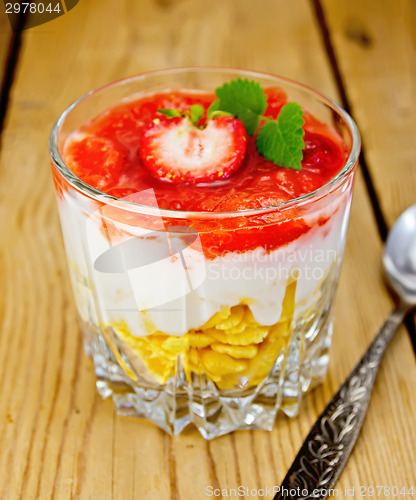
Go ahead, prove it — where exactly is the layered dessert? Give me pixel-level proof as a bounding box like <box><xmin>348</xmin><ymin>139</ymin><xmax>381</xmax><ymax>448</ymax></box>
<box><xmin>50</xmin><ymin>69</ymin><xmax>358</xmax><ymax>436</ymax></box>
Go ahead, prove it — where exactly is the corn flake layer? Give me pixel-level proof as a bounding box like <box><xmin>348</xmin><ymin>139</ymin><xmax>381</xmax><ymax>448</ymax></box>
<box><xmin>110</xmin><ymin>280</ymin><xmax>297</xmax><ymax>390</ymax></box>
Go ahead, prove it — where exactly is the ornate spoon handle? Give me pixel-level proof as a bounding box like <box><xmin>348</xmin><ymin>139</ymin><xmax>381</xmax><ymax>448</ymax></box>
<box><xmin>275</xmin><ymin>308</ymin><xmax>406</xmax><ymax>500</ymax></box>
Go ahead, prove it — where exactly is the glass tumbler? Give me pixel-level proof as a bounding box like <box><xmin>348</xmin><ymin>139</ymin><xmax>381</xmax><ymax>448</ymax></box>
<box><xmin>49</xmin><ymin>68</ymin><xmax>360</xmax><ymax>439</ymax></box>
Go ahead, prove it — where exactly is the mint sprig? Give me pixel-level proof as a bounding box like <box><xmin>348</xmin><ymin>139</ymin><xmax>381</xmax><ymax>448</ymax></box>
<box><xmin>215</xmin><ymin>78</ymin><xmax>267</xmax><ymax>136</ymax></box>
<box><xmin>214</xmin><ymin>79</ymin><xmax>305</xmax><ymax>170</ymax></box>
<box><xmin>256</xmin><ymin>102</ymin><xmax>305</xmax><ymax>171</ymax></box>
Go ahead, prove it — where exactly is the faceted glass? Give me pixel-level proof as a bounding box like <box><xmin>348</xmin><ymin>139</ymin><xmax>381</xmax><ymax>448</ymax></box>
<box><xmin>50</xmin><ymin>68</ymin><xmax>360</xmax><ymax>438</ymax></box>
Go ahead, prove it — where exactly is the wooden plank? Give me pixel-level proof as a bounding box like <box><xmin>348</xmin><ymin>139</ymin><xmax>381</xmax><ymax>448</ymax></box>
<box><xmin>0</xmin><ymin>0</ymin><xmax>414</xmax><ymax>498</ymax></box>
<box><xmin>321</xmin><ymin>0</ymin><xmax>416</xmax><ymax>228</ymax></box>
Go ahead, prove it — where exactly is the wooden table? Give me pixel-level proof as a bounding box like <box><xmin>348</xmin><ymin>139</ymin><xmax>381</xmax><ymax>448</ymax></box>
<box><xmin>0</xmin><ymin>1</ymin><xmax>415</xmax><ymax>498</ymax></box>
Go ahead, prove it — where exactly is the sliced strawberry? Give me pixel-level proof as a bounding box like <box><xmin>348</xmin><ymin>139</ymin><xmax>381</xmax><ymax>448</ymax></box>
<box><xmin>139</xmin><ymin>116</ymin><xmax>247</xmax><ymax>184</ymax></box>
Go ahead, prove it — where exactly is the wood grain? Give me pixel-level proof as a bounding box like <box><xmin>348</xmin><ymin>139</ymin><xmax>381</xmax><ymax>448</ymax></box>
<box><xmin>0</xmin><ymin>1</ymin><xmax>415</xmax><ymax>499</ymax></box>
<box><xmin>321</xmin><ymin>0</ymin><xmax>416</xmax><ymax>228</ymax></box>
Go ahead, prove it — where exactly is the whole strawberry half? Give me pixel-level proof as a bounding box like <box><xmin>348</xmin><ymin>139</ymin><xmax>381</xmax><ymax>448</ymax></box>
<box><xmin>140</xmin><ymin>116</ymin><xmax>247</xmax><ymax>184</ymax></box>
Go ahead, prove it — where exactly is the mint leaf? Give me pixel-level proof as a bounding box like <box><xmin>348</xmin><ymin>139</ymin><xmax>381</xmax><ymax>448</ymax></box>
<box><xmin>256</xmin><ymin>102</ymin><xmax>305</xmax><ymax>170</ymax></box>
<box><xmin>215</xmin><ymin>79</ymin><xmax>267</xmax><ymax>135</ymax></box>
<box><xmin>190</xmin><ymin>104</ymin><xmax>204</xmax><ymax>126</ymax></box>
<box><xmin>157</xmin><ymin>109</ymin><xmax>182</xmax><ymax>118</ymax></box>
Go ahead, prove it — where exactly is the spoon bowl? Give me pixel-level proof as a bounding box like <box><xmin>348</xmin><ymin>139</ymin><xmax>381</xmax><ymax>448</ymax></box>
<box><xmin>384</xmin><ymin>204</ymin><xmax>416</xmax><ymax>305</ymax></box>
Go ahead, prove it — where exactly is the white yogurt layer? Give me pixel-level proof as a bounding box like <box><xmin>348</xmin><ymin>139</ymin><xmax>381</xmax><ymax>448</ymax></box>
<box><xmin>56</xmin><ymin>189</ymin><xmax>351</xmax><ymax>337</ymax></box>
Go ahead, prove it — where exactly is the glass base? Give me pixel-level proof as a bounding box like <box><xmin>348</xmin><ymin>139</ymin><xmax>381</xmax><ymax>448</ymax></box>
<box><xmin>80</xmin><ymin>311</ymin><xmax>333</xmax><ymax>439</ymax></box>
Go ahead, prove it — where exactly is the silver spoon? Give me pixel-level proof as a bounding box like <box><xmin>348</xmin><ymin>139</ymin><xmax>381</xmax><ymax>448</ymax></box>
<box><xmin>275</xmin><ymin>205</ymin><xmax>416</xmax><ymax>500</ymax></box>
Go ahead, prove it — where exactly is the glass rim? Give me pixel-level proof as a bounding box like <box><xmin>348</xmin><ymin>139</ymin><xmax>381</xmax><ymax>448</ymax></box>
<box><xmin>49</xmin><ymin>66</ymin><xmax>360</xmax><ymax>219</ymax></box>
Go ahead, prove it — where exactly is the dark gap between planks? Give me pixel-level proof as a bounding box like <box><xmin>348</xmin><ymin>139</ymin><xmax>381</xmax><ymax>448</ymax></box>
<box><xmin>0</xmin><ymin>9</ymin><xmax>28</xmax><ymax>141</ymax></box>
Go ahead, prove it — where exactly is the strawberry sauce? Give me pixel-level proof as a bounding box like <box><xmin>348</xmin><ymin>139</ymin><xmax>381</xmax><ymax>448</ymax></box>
<box><xmin>63</xmin><ymin>89</ymin><xmax>349</xmax><ymax>256</ymax></box>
